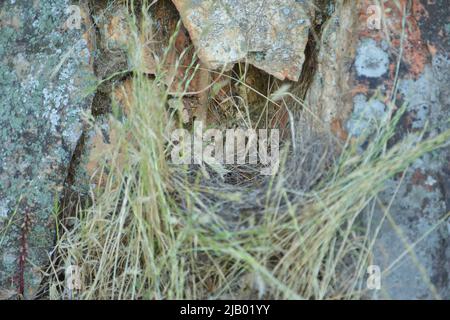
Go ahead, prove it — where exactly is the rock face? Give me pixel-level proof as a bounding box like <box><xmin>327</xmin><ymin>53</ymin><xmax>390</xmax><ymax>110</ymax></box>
<box><xmin>307</xmin><ymin>0</ymin><xmax>449</xmax><ymax>299</ymax></box>
<box><xmin>352</xmin><ymin>0</ymin><xmax>449</xmax><ymax>299</ymax></box>
<box><xmin>172</xmin><ymin>0</ymin><xmax>313</xmax><ymax>81</ymax></box>
<box><xmin>0</xmin><ymin>0</ymin><xmax>447</xmax><ymax>300</ymax></box>
<box><xmin>0</xmin><ymin>0</ymin><xmax>95</xmax><ymax>298</ymax></box>
<box><xmin>305</xmin><ymin>1</ymin><xmax>357</xmax><ymax>139</ymax></box>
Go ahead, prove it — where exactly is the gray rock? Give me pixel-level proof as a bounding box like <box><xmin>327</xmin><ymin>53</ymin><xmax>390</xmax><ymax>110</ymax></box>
<box><xmin>171</xmin><ymin>0</ymin><xmax>313</xmax><ymax>81</ymax></box>
<box><xmin>305</xmin><ymin>0</ymin><xmax>449</xmax><ymax>299</ymax></box>
<box><xmin>368</xmin><ymin>54</ymin><xmax>450</xmax><ymax>300</ymax></box>
<box><xmin>0</xmin><ymin>0</ymin><xmax>95</xmax><ymax>298</ymax></box>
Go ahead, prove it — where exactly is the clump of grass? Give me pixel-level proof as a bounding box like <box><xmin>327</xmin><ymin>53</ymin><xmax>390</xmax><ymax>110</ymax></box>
<box><xmin>47</xmin><ymin>0</ymin><xmax>450</xmax><ymax>300</ymax></box>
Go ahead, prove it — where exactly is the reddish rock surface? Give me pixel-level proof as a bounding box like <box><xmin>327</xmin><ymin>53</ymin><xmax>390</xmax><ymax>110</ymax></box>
<box><xmin>307</xmin><ymin>0</ymin><xmax>449</xmax><ymax>299</ymax></box>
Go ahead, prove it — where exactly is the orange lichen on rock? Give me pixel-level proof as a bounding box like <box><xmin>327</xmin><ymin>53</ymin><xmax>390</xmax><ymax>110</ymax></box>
<box><xmin>330</xmin><ymin>118</ymin><xmax>349</xmax><ymax>141</ymax></box>
<box><xmin>358</xmin><ymin>0</ymin><xmax>429</xmax><ymax>78</ymax></box>
<box><xmin>113</xmin><ymin>78</ymin><xmax>135</xmax><ymax>116</ymax></box>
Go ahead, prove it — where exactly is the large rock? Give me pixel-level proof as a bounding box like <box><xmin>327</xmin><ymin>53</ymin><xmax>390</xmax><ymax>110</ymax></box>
<box><xmin>354</xmin><ymin>1</ymin><xmax>448</xmax><ymax>299</ymax></box>
<box><xmin>0</xmin><ymin>0</ymin><xmax>95</xmax><ymax>299</ymax></box>
<box><xmin>172</xmin><ymin>0</ymin><xmax>313</xmax><ymax>81</ymax></box>
<box><xmin>305</xmin><ymin>1</ymin><xmax>357</xmax><ymax>139</ymax></box>
<box><xmin>307</xmin><ymin>0</ymin><xmax>449</xmax><ymax>299</ymax></box>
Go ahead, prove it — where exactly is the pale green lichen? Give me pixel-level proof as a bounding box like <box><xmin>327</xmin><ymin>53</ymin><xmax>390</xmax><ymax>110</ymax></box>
<box><xmin>0</xmin><ymin>0</ymin><xmax>94</xmax><ymax>298</ymax></box>
<box><xmin>346</xmin><ymin>94</ymin><xmax>388</xmax><ymax>137</ymax></box>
